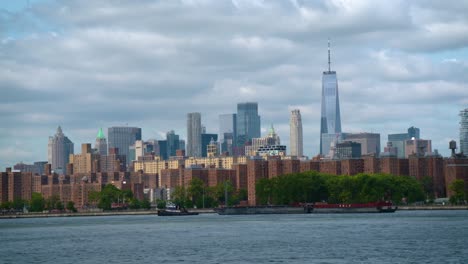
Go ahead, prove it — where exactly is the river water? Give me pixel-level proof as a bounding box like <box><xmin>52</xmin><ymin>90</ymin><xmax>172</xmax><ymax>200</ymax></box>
<box><xmin>1</xmin><ymin>210</ymin><xmax>467</xmax><ymax>263</ymax></box>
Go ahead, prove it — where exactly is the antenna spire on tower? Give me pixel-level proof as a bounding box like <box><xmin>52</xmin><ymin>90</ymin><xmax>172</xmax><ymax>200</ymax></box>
<box><xmin>328</xmin><ymin>38</ymin><xmax>331</xmax><ymax>72</ymax></box>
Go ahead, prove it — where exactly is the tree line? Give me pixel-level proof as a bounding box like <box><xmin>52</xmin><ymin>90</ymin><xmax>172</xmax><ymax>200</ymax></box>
<box><xmin>255</xmin><ymin>171</ymin><xmax>430</xmax><ymax>205</ymax></box>
<box><xmin>88</xmin><ymin>184</ymin><xmax>151</xmax><ymax>210</ymax></box>
<box><xmin>0</xmin><ymin>193</ymin><xmax>77</xmax><ymax>213</ymax></box>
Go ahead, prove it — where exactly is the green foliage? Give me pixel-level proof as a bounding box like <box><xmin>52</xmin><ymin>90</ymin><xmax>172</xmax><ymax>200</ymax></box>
<box><xmin>66</xmin><ymin>201</ymin><xmax>77</xmax><ymax>212</ymax></box>
<box><xmin>12</xmin><ymin>199</ymin><xmax>26</xmax><ymax>210</ymax></box>
<box><xmin>30</xmin><ymin>192</ymin><xmax>45</xmax><ymax>212</ymax></box>
<box><xmin>94</xmin><ymin>184</ymin><xmax>134</xmax><ymax>210</ymax></box>
<box><xmin>45</xmin><ymin>195</ymin><xmax>61</xmax><ymax>210</ymax></box>
<box><xmin>156</xmin><ymin>199</ymin><xmax>167</xmax><ymax>209</ymax></box>
<box><xmin>449</xmin><ymin>179</ymin><xmax>466</xmax><ymax>205</ymax></box>
<box><xmin>172</xmin><ymin>186</ymin><xmax>190</xmax><ymax>208</ymax></box>
<box><xmin>255</xmin><ymin>172</ymin><xmax>425</xmax><ymax>205</ymax></box>
<box><xmin>128</xmin><ymin>198</ymin><xmax>141</xmax><ymax>209</ymax></box>
<box><xmin>140</xmin><ymin>199</ymin><xmax>151</xmax><ymax>210</ymax></box>
<box><xmin>420</xmin><ymin>176</ymin><xmax>435</xmax><ymax>202</ymax></box>
<box><xmin>0</xmin><ymin>201</ymin><xmax>12</xmax><ymax>209</ymax></box>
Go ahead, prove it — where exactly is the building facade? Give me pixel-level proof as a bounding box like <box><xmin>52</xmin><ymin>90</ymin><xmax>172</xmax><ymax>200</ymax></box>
<box><xmin>187</xmin><ymin>112</ymin><xmax>202</xmax><ymax>157</ymax></box>
<box><xmin>236</xmin><ymin>102</ymin><xmax>261</xmax><ymax>149</ymax></box>
<box><xmin>219</xmin><ymin>114</ymin><xmax>237</xmax><ymax>156</ymax></box>
<box><xmin>48</xmin><ymin>126</ymin><xmax>74</xmax><ymax>174</ymax></box>
<box><xmin>201</xmin><ymin>133</ymin><xmax>218</xmax><ymax>157</ymax></box>
<box><xmin>290</xmin><ymin>109</ymin><xmax>303</xmax><ymax>157</ymax></box>
<box><xmin>108</xmin><ymin>126</ymin><xmax>142</xmax><ymax>166</ymax></box>
<box><xmin>95</xmin><ymin>128</ymin><xmax>107</xmax><ymax>156</ymax></box>
<box><xmin>460</xmin><ymin>108</ymin><xmax>468</xmax><ymax>155</ymax></box>
<box><xmin>320</xmin><ymin>41</ymin><xmax>342</xmax><ymax>155</ymax></box>
<box><xmin>166</xmin><ymin>130</ymin><xmax>180</xmax><ymax>159</ymax></box>
<box><xmin>344</xmin><ymin>133</ymin><xmax>380</xmax><ymax>157</ymax></box>
<box><xmin>405</xmin><ymin>139</ymin><xmax>432</xmax><ymax>158</ymax></box>
<box><xmin>388</xmin><ymin>126</ymin><xmax>420</xmax><ymax>158</ymax></box>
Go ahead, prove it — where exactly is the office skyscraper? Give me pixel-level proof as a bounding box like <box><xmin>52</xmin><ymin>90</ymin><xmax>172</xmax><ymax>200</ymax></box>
<box><xmin>320</xmin><ymin>40</ymin><xmax>342</xmax><ymax>155</ymax></box>
<box><xmin>236</xmin><ymin>102</ymin><xmax>261</xmax><ymax>149</ymax></box>
<box><xmin>108</xmin><ymin>126</ymin><xmax>142</xmax><ymax>165</ymax></box>
<box><xmin>290</xmin><ymin>109</ymin><xmax>303</xmax><ymax>157</ymax></box>
<box><xmin>48</xmin><ymin>126</ymin><xmax>74</xmax><ymax>174</ymax></box>
<box><xmin>219</xmin><ymin>114</ymin><xmax>237</xmax><ymax>155</ymax></box>
<box><xmin>166</xmin><ymin>130</ymin><xmax>180</xmax><ymax>158</ymax></box>
<box><xmin>187</xmin><ymin>112</ymin><xmax>202</xmax><ymax>157</ymax></box>
<box><xmin>95</xmin><ymin>128</ymin><xmax>107</xmax><ymax>156</ymax></box>
<box><xmin>460</xmin><ymin>108</ymin><xmax>468</xmax><ymax>154</ymax></box>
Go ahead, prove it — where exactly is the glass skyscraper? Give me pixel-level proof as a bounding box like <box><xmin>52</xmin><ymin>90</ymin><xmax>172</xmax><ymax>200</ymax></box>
<box><xmin>236</xmin><ymin>102</ymin><xmax>261</xmax><ymax>149</ymax></box>
<box><xmin>320</xmin><ymin>41</ymin><xmax>342</xmax><ymax>155</ymax></box>
<box><xmin>219</xmin><ymin>114</ymin><xmax>237</xmax><ymax>155</ymax></box>
<box><xmin>108</xmin><ymin>126</ymin><xmax>142</xmax><ymax>166</ymax></box>
<box><xmin>166</xmin><ymin>130</ymin><xmax>180</xmax><ymax>158</ymax></box>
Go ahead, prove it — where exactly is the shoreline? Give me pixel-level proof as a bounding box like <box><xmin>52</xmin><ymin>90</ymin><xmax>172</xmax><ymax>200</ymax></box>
<box><xmin>0</xmin><ymin>208</ymin><xmax>216</xmax><ymax>219</ymax></box>
<box><xmin>1</xmin><ymin>206</ymin><xmax>467</xmax><ymax>219</ymax></box>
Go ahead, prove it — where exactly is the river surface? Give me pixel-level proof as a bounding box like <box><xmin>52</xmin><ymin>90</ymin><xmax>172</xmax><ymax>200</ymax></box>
<box><xmin>1</xmin><ymin>210</ymin><xmax>467</xmax><ymax>263</ymax></box>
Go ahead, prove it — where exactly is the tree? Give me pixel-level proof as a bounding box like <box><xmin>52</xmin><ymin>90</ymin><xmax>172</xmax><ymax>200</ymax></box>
<box><xmin>30</xmin><ymin>192</ymin><xmax>45</xmax><ymax>212</ymax></box>
<box><xmin>188</xmin><ymin>178</ymin><xmax>205</xmax><ymax>208</ymax></box>
<box><xmin>140</xmin><ymin>199</ymin><xmax>151</xmax><ymax>210</ymax></box>
<box><xmin>172</xmin><ymin>186</ymin><xmax>191</xmax><ymax>208</ymax></box>
<box><xmin>156</xmin><ymin>199</ymin><xmax>166</xmax><ymax>209</ymax></box>
<box><xmin>88</xmin><ymin>190</ymin><xmax>100</xmax><ymax>208</ymax></box>
<box><xmin>66</xmin><ymin>201</ymin><xmax>77</xmax><ymax>212</ymax></box>
<box><xmin>449</xmin><ymin>179</ymin><xmax>466</xmax><ymax>205</ymax></box>
<box><xmin>45</xmin><ymin>195</ymin><xmax>61</xmax><ymax>210</ymax></box>
<box><xmin>420</xmin><ymin>176</ymin><xmax>435</xmax><ymax>202</ymax></box>
<box><xmin>12</xmin><ymin>198</ymin><xmax>27</xmax><ymax>210</ymax></box>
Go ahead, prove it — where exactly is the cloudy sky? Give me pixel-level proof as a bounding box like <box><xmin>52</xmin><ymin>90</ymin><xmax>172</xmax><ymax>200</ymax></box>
<box><xmin>1</xmin><ymin>0</ymin><xmax>468</xmax><ymax>169</ymax></box>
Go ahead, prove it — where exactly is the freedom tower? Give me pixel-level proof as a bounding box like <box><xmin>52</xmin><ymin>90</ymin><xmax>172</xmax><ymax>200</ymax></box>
<box><xmin>320</xmin><ymin>40</ymin><xmax>342</xmax><ymax>155</ymax></box>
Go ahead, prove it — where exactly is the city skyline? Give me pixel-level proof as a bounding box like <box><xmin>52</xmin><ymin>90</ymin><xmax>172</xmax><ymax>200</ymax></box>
<box><xmin>1</xmin><ymin>1</ymin><xmax>468</xmax><ymax>169</ymax></box>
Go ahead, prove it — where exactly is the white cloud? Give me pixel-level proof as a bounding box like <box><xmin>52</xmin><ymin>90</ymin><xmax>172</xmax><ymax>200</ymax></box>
<box><xmin>0</xmin><ymin>0</ymin><xmax>466</xmax><ymax>169</ymax></box>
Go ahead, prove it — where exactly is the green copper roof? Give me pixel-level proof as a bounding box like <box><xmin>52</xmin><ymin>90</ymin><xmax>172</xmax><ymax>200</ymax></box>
<box><xmin>97</xmin><ymin>128</ymin><xmax>105</xmax><ymax>139</ymax></box>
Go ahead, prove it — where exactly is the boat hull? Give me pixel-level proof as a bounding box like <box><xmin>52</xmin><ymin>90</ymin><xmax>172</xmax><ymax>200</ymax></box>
<box><xmin>157</xmin><ymin>210</ymin><xmax>199</xmax><ymax>216</ymax></box>
<box><xmin>215</xmin><ymin>202</ymin><xmax>397</xmax><ymax>215</ymax></box>
<box><xmin>215</xmin><ymin>206</ymin><xmax>307</xmax><ymax>215</ymax></box>
<box><xmin>215</xmin><ymin>206</ymin><xmax>310</xmax><ymax>215</ymax></box>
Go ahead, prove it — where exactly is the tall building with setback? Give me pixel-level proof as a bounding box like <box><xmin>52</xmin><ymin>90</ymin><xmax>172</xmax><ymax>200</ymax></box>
<box><xmin>48</xmin><ymin>126</ymin><xmax>74</xmax><ymax>174</ymax></box>
<box><xmin>219</xmin><ymin>114</ymin><xmax>237</xmax><ymax>155</ymax></box>
<box><xmin>388</xmin><ymin>126</ymin><xmax>420</xmax><ymax>158</ymax></box>
<box><xmin>187</xmin><ymin>112</ymin><xmax>202</xmax><ymax>157</ymax></box>
<box><xmin>108</xmin><ymin>126</ymin><xmax>142</xmax><ymax>166</ymax></box>
<box><xmin>236</xmin><ymin>102</ymin><xmax>261</xmax><ymax>148</ymax></box>
<box><xmin>320</xmin><ymin>40</ymin><xmax>342</xmax><ymax>155</ymax></box>
<box><xmin>95</xmin><ymin>128</ymin><xmax>107</xmax><ymax>156</ymax></box>
<box><xmin>290</xmin><ymin>109</ymin><xmax>303</xmax><ymax>157</ymax></box>
<box><xmin>460</xmin><ymin>108</ymin><xmax>468</xmax><ymax>155</ymax></box>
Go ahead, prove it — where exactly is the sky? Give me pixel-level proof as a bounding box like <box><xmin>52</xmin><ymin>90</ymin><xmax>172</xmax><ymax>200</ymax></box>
<box><xmin>1</xmin><ymin>0</ymin><xmax>468</xmax><ymax>170</ymax></box>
